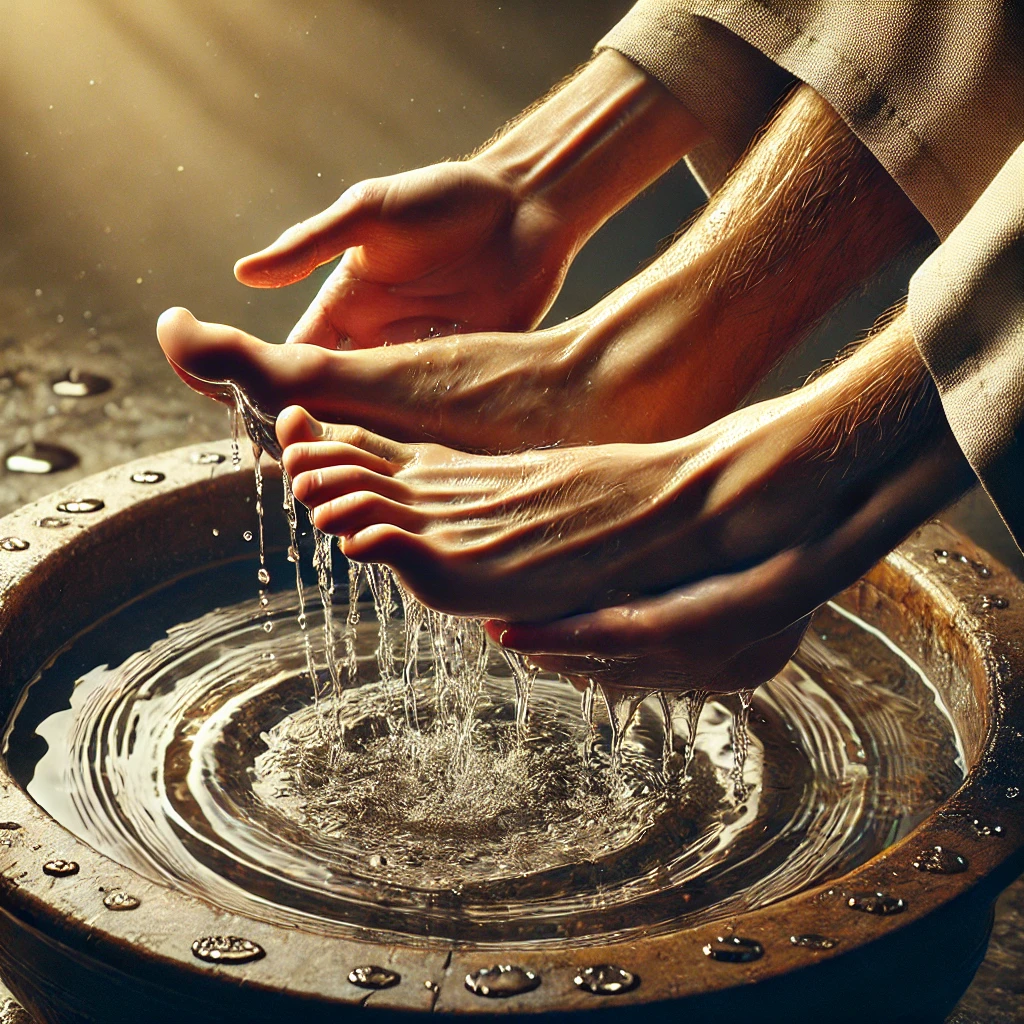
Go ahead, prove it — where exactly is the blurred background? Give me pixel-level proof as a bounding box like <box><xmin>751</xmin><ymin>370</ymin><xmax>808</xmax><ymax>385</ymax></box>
<box><xmin>0</xmin><ymin>3</ymin><xmax>1020</xmax><ymax>1019</ymax></box>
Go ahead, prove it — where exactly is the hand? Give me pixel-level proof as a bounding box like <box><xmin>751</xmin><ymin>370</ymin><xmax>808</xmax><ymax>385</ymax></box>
<box><xmin>277</xmin><ymin>314</ymin><xmax>975</xmax><ymax>693</ymax></box>
<box><xmin>235</xmin><ymin>159</ymin><xmax>572</xmax><ymax>349</ymax></box>
<box><xmin>234</xmin><ymin>51</ymin><xmax>704</xmax><ymax>350</ymax></box>
<box><xmin>487</xmin><ymin>592</ymin><xmax>812</xmax><ymax>694</ymax></box>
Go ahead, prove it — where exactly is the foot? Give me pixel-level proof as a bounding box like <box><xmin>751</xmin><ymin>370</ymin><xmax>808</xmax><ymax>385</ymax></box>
<box><xmin>278</xmin><ymin>316</ymin><xmax>974</xmax><ymax>627</ymax></box>
<box><xmin>156</xmin><ymin>257</ymin><xmax>745</xmax><ymax>456</ymax></box>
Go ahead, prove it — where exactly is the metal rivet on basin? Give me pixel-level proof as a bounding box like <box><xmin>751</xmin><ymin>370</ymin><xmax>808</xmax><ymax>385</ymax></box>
<box><xmin>465</xmin><ymin>965</ymin><xmax>540</xmax><ymax>998</ymax></box>
<box><xmin>43</xmin><ymin>859</ymin><xmax>79</xmax><ymax>877</ymax></box>
<box><xmin>790</xmin><ymin>934</ymin><xmax>839</xmax><ymax>950</ymax></box>
<box><xmin>130</xmin><ymin>471</ymin><xmax>164</xmax><ymax>484</ymax></box>
<box><xmin>912</xmin><ymin>846</ymin><xmax>967</xmax><ymax>874</ymax></box>
<box><xmin>56</xmin><ymin>499</ymin><xmax>104</xmax><ymax>514</ymax></box>
<box><xmin>0</xmin><ymin>538</ymin><xmax>29</xmax><ymax>552</ymax></box>
<box><xmin>846</xmin><ymin>892</ymin><xmax>906</xmax><ymax>915</ymax></box>
<box><xmin>573</xmin><ymin>965</ymin><xmax>638</xmax><ymax>995</ymax></box>
<box><xmin>347</xmin><ymin>965</ymin><xmax>399</xmax><ymax>989</ymax></box>
<box><xmin>37</xmin><ymin>517</ymin><xmax>71</xmax><ymax>528</ymax></box>
<box><xmin>978</xmin><ymin>595</ymin><xmax>1010</xmax><ymax>611</ymax></box>
<box><xmin>191</xmin><ymin>936</ymin><xmax>264</xmax><ymax>965</ymax></box>
<box><xmin>103</xmin><ymin>891</ymin><xmax>140</xmax><ymax>911</ymax></box>
<box><xmin>190</xmin><ymin>451</ymin><xmax>225</xmax><ymax>465</ymax></box>
<box><xmin>703</xmin><ymin>936</ymin><xmax>764</xmax><ymax>963</ymax></box>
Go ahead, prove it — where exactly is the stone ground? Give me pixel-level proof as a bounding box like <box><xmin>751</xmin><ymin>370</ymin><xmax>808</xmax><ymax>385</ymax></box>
<box><xmin>1</xmin><ymin>2</ymin><xmax>1022</xmax><ymax>1020</ymax></box>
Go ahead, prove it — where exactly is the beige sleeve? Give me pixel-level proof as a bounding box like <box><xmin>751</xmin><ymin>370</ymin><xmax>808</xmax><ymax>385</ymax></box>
<box><xmin>600</xmin><ymin>1</ymin><xmax>1023</xmax><ymax>238</ymax></box>
<box><xmin>596</xmin><ymin>0</ymin><xmax>793</xmax><ymax>194</ymax></box>
<box><xmin>909</xmin><ymin>143</ymin><xmax>1024</xmax><ymax>551</ymax></box>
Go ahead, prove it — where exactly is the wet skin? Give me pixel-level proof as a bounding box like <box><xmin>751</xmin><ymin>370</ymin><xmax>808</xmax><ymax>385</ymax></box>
<box><xmin>158</xmin><ymin>81</ymin><xmax>932</xmax><ymax>691</ymax></box>
<box><xmin>158</xmin><ymin>84</ymin><xmax>928</xmax><ymax>458</ymax></box>
<box><xmin>277</xmin><ymin>320</ymin><xmax>973</xmax><ymax>675</ymax></box>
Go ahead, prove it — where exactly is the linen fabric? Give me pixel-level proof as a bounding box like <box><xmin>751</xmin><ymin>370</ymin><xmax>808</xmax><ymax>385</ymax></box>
<box><xmin>599</xmin><ymin>0</ymin><xmax>1024</xmax><ymax>547</ymax></box>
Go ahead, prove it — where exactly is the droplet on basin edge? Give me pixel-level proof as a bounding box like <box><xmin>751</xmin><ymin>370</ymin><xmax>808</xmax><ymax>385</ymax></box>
<box><xmin>465</xmin><ymin>965</ymin><xmax>540</xmax><ymax>998</ymax></box>
<box><xmin>573</xmin><ymin>964</ymin><xmax>638</xmax><ymax>995</ymax></box>
<box><xmin>348</xmin><ymin>965</ymin><xmax>399</xmax><ymax>989</ymax></box>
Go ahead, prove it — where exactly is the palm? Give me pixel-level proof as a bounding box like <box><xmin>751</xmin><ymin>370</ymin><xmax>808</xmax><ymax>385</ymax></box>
<box><xmin>236</xmin><ymin>161</ymin><xmax>568</xmax><ymax>349</ymax></box>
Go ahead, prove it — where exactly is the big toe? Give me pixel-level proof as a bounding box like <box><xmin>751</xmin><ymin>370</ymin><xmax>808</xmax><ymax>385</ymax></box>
<box><xmin>157</xmin><ymin>306</ymin><xmax>253</xmax><ymax>386</ymax></box>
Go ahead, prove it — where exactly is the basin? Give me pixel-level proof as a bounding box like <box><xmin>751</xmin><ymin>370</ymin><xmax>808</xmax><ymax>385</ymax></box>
<box><xmin>0</xmin><ymin>442</ymin><xmax>1022</xmax><ymax>1023</ymax></box>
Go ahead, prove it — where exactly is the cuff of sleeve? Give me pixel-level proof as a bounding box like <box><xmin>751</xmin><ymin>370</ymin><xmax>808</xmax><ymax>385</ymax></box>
<box><xmin>596</xmin><ymin>0</ymin><xmax>793</xmax><ymax>193</ymax></box>
<box><xmin>909</xmin><ymin>143</ymin><xmax>1024</xmax><ymax>551</ymax></box>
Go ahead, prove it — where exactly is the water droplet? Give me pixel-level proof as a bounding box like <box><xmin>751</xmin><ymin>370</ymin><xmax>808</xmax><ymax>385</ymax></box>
<box><xmin>190</xmin><ymin>451</ymin><xmax>225</xmax><ymax>465</ymax></box>
<box><xmin>212</xmin><ymin>528</ymin><xmax>220</xmax><ymax>537</ymax></box>
<box><xmin>243</xmin><ymin>531</ymin><xmax>253</xmax><ymax>542</ymax></box>
<box><xmin>51</xmin><ymin>369</ymin><xmax>112</xmax><ymax>398</ymax></box>
<box><xmin>368</xmin><ymin>853</ymin><xmax>388</xmax><ymax>868</ymax></box>
<box><xmin>191</xmin><ymin>935</ymin><xmax>265</xmax><ymax>965</ymax></box>
<box><xmin>130</xmin><ymin>470</ymin><xmax>164</xmax><ymax>484</ymax></box>
<box><xmin>971</xmin><ymin>819</ymin><xmax>1004</xmax><ymax>837</ymax></box>
<box><xmin>1006</xmin><ymin>786</ymin><xmax>1020</xmax><ymax>799</ymax></box>
<box><xmin>262</xmin><ymin>620</ymin><xmax>273</xmax><ymax>633</ymax></box>
<box><xmin>103</xmin><ymin>891</ymin><xmax>140</xmax><ymax>911</ymax></box>
<box><xmin>6</xmin><ymin>442</ymin><xmax>79</xmax><ymax>475</ymax></box>
<box><xmin>846</xmin><ymin>892</ymin><xmax>906</xmax><ymax>915</ymax></box>
<box><xmin>257</xmin><ymin>567</ymin><xmax>271</xmax><ymax>585</ymax></box>
<box><xmin>703</xmin><ymin>936</ymin><xmax>764</xmax><ymax>963</ymax></box>
<box><xmin>933</xmin><ymin>548</ymin><xmax>949</xmax><ymax>564</ymax></box>
<box><xmin>37</xmin><ymin>516</ymin><xmax>70</xmax><ymax>528</ymax></box>
<box><xmin>0</xmin><ymin>538</ymin><xmax>29</xmax><ymax>552</ymax></box>
<box><xmin>790</xmin><ymin>934</ymin><xmax>838</xmax><ymax>950</ymax></box>
<box><xmin>348</xmin><ymin>965</ymin><xmax>399</xmax><ymax>989</ymax></box>
<box><xmin>573</xmin><ymin>965</ymin><xmax>638</xmax><ymax>995</ymax></box>
<box><xmin>56</xmin><ymin>498</ymin><xmax>104</xmax><ymax>514</ymax></box>
<box><xmin>912</xmin><ymin>846</ymin><xmax>967</xmax><ymax>874</ymax></box>
<box><xmin>43</xmin><ymin>859</ymin><xmax>79</xmax><ymax>877</ymax></box>
<box><xmin>465</xmin><ymin>965</ymin><xmax>540</xmax><ymax>998</ymax></box>
<box><xmin>977</xmin><ymin>595</ymin><xmax>1010</xmax><ymax>611</ymax></box>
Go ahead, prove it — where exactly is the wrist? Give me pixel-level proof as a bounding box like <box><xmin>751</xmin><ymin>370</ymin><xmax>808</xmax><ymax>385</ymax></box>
<box><xmin>472</xmin><ymin>49</ymin><xmax>705</xmax><ymax>252</ymax></box>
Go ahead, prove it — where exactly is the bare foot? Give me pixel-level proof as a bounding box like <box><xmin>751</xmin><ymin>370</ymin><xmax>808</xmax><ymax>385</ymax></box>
<box><xmin>156</xmin><ymin>273</ymin><xmax>738</xmax><ymax>454</ymax></box>
<box><xmin>278</xmin><ymin>316</ymin><xmax>974</xmax><ymax>626</ymax></box>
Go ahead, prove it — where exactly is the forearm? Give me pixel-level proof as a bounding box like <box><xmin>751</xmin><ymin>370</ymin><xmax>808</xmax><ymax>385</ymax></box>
<box><xmin>472</xmin><ymin>49</ymin><xmax>708</xmax><ymax>256</ymax></box>
<box><xmin>654</xmin><ymin>85</ymin><xmax>933</xmax><ymax>414</ymax></box>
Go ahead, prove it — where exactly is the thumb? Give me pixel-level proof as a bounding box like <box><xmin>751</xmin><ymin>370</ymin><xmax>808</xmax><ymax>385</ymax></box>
<box><xmin>235</xmin><ymin>180</ymin><xmax>385</xmax><ymax>288</ymax></box>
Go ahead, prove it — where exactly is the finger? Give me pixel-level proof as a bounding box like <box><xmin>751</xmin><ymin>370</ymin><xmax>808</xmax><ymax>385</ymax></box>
<box><xmin>292</xmin><ymin>465</ymin><xmax>410</xmax><ymax>508</ymax></box>
<box><xmin>284</xmin><ymin>299</ymin><xmax>347</xmax><ymax>350</ymax></box>
<box><xmin>235</xmin><ymin>180</ymin><xmax>386</xmax><ymax>288</ymax></box>
<box><xmin>312</xmin><ymin>492</ymin><xmax>420</xmax><ymax>537</ymax></box>
<box><xmin>315</xmin><ymin>423</ymin><xmax>411</xmax><ymax>463</ymax></box>
<box><xmin>287</xmin><ymin>264</ymin><xmax>464</xmax><ymax>349</ymax></box>
<box><xmin>706</xmin><ymin>615</ymin><xmax>810</xmax><ymax>693</ymax></box>
<box><xmin>339</xmin><ymin>523</ymin><xmax>434</xmax><ymax>577</ymax></box>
